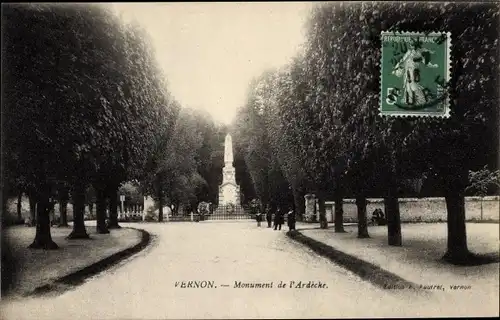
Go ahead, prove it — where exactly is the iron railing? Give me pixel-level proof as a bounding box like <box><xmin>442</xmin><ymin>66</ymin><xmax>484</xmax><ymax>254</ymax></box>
<box><xmin>205</xmin><ymin>205</ymin><xmax>253</xmax><ymax>220</ymax></box>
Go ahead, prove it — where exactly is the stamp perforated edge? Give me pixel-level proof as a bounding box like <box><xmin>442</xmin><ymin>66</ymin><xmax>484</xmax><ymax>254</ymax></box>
<box><xmin>378</xmin><ymin>31</ymin><xmax>452</xmax><ymax>119</ymax></box>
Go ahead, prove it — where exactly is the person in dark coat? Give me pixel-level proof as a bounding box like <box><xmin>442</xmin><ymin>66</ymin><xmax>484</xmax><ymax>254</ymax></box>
<box><xmin>255</xmin><ymin>207</ymin><xmax>262</xmax><ymax>227</ymax></box>
<box><xmin>371</xmin><ymin>209</ymin><xmax>380</xmax><ymax>225</ymax></box>
<box><xmin>287</xmin><ymin>207</ymin><xmax>296</xmax><ymax>231</ymax></box>
<box><xmin>265</xmin><ymin>205</ymin><xmax>272</xmax><ymax>228</ymax></box>
<box><xmin>274</xmin><ymin>206</ymin><xmax>283</xmax><ymax>230</ymax></box>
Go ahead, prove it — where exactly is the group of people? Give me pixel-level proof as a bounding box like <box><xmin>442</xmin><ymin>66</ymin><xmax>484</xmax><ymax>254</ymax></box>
<box><xmin>371</xmin><ymin>208</ymin><xmax>387</xmax><ymax>226</ymax></box>
<box><xmin>255</xmin><ymin>205</ymin><xmax>296</xmax><ymax>231</ymax></box>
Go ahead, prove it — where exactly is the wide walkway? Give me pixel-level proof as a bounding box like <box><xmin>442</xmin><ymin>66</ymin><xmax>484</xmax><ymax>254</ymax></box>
<box><xmin>299</xmin><ymin>222</ymin><xmax>499</xmax><ymax>317</ymax></box>
<box><xmin>0</xmin><ymin>221</ymin><xmax>488</xmax><ymax>319</ymax></box>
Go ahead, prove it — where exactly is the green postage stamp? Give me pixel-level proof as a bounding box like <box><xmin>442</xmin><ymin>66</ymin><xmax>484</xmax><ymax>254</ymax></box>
<box><xmin>380</xmin><ymin>31</ymin><xmax>451</xmax><ymax>117</ymax></box>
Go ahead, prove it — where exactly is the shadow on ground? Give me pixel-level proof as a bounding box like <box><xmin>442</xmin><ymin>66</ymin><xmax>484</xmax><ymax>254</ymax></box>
<box><xmin>297</xmin><ymin>223</ymin><xmax>500</xmax><ymax>268</ymax></box>
<box><xmin>1</xmin><ymin>236</ymin><xmax>19</xmax><ymax>296</ymax></box>
<box><xmin>286</xmin><ymin>230</ymin><xmax>427</xmax><ymax>294</ymax></box>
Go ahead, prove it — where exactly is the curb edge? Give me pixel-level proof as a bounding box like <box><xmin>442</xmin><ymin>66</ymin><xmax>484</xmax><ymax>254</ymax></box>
<box><xmin>286</xmin><ymin>230</ymin><xmax>423</xmax><ymax>291</ymax></box>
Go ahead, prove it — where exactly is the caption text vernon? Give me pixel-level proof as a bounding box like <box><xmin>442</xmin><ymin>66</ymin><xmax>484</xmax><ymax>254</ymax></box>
<box><xmin>174</xmin><ymin>280</ymin><xmax>328</xmax><ymax>289</ymax></box>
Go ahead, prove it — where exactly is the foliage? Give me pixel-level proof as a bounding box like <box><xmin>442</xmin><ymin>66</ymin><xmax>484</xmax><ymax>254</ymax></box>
<box><xmin>283</xmin><ymin>1</ymin><xmax>499</xmax><ymax>197</ymax></box>
<box><xmin>119</xmin><ymin>181</ymin><xmax>143</xmax><ymax>205</ymax></box>
<box><xmin>234</xmin><ymin>2</ymin><xmax>498</xmax><ymax>253</ymax></box>
<box><xmin>192</xmin><ymin>111</ymin><xmax>225</xmax><ymax>203</ymax></box>
<box><xmin>197</xmin><ymin>201</ymin><xmax>211</xmax><ymax>215</ymax></box>
<box><xmin>3</xmin><ymin>3</ymin><xmax>176</xmax><ymax>198</ymax></box>
<box><xmin>249</xmin><ymin>198</ymin><xmax>262</xmax><ymax>214</ymax></box>
<box><xmin>466</xmin><ymin>166</ymin><xmax>500</xmax><ymax>197</ymax></box>
<box><xmin>143</xmin><ymin>107</ymin><xmax>208</xmax><ymax>207</ymax></box>
<box><xmin>233</xmin><ymin>71</ymin><xmax>297</xmax><ymax>208</ymax></box>
<box><xmin>2</xmin><ymin>3</ymin><xmax>182</xmax><ymax>243</ymax></box>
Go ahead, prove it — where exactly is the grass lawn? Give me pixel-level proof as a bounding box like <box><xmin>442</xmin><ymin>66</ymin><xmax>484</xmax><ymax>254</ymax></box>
<box><xmin>2</xmin><ymin>224</ymin><xmax>142</xmax><ymax>298</ymax></box>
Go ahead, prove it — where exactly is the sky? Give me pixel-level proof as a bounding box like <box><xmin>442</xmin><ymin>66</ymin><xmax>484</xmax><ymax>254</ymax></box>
<box><xmin>110</xmin><ymin>2</ymin><xmax>312</xmax><ymax>125</ymax></box>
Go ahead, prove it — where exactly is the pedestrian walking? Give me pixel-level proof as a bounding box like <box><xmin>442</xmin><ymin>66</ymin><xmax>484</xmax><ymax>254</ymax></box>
<box><xmin>256</xmin><ymin>207</ymin><xmax>262</xmax><ymax>227</ymax></box>
<box><xmin>274</xmin><ymin>206</ymin><xmax>283</xmax><ymax>231</ymax></box>
<box><xmin>287</xmin><ymin>207</ymin><xmax>296</xmax><ymax>231</ymax></box>
<box><xmin>279</xmin><ymin>207</ymin><xmax>285</xmax><ymax>228</ymax></box>
<box><xmin>265</xmin><ymin>205</ymin><xmax>272</xmax><ymax>228</ymax></box>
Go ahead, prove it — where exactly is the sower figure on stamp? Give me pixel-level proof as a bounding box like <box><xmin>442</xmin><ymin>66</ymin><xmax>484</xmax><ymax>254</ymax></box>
<box><xmin>392</xmin><ymin>41</ymin><xmax>438</xmax><ymax>106</ymax></box>
<box><xmin>287</xmin><ymin>206</ymin><xmax>296</xmax><ymax>231</ymax></box>
<box><xmin>265</xmin><ymin>204</ymin><xmax>272</xmax><ymax>228</ymax></box>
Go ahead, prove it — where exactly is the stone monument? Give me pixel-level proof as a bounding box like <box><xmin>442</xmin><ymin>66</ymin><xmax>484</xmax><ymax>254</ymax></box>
<box><xmin>304</xmin><ymin>194</ymin><xmax>317</xmax><ymax>222</ymax></box>
<box><xmin>218</xmin><ymin>134</ymin><xmax>241</xmax><ymax>207</ymax></box>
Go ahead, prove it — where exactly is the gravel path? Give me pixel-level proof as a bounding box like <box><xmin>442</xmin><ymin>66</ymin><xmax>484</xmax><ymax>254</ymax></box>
<box><xmin>1</xmin><ymin>221</ymin><xmax>495</xmax><ymax>319</ymax></box>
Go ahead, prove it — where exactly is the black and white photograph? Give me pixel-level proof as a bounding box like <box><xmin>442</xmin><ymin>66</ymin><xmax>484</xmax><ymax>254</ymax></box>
<box><xmin>1</xmin><ymin>2</ymin><xmax>499</xmax><ymax>319</ymax></box>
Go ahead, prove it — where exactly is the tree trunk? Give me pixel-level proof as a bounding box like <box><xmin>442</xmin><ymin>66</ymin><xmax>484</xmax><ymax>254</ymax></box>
<box><xmin>385</xmin><ymin>181</ymin><xmax>402</xmax><ymax>246</ymax></box>
<box><xmin>158</xmin><ymin>190</ymin><xmax>164</xmax><ymax>222</ymax></box>
<box><xmin>318</xmin><ymin>191</ymin><xmax>328</xmax><ymax>229</ymax></box>
<box><xmin>107</xmin><ymin>184</ymin><xmax>120</xmax><ymax>229</ymax></box>
<box><xmin>17</xmin><ymin>191</ymin><xmax>23</xmax><ymax>221</ymax></box>
<box><xmin>29</xmin><ymin>186</ymin><xmax>58</xmax><ymax>249</ymax></box>
<box><xmin>292</xmin><ymin>187</ymin><xmax>305</xmax><ymax>221</ymax></box>
<box><xmin>67</xmin><ymin>183</ymin><xmax>89</xmax><ymax>239</ymax></box>
<box><xmin>355</xmin><ymin>195</ymin><xmax>370</xmax><ymax>238</ymax></box>
<box><xmin>334</xmin><ymin>190</ymin><xmax>346</xmax><ymax>233</ymax></box>
<box><xmin>57</xmin><ymin>185</ymin><xmax>69</xmax><ymax>227</ymax></box>
<box><xmin>88</xmin><ymin>203</ymin><xmax>94</xmax><ymax>219</ymax></box>
<box><xmin>384</xmin><ymin>149</ymin><xmax>402</xmax><ymax>245</ymax></box>
<box><xmin>1</xmin><ymin>182</ymin><xmax>10</xmax><ymax>225</ymax></box>
<box><xmin>95</xmin><ymin>185</ymin><xmax>109</xmax><ymax>234</ymax></box>
<box><xmin>59</xmin><ymin>199</ymin><xmax>69</xmax><ymax>227</ymax></box>
<box><xmin>28</xmin><ymin>191</ymin><xmax>37</xmax><ymax>226</ymax></box>
<box><xmin>443</xmin><ymin>183</ymin><xmax>471</xmax><ymax>264</ymax></box>
<box><xmin>384</xmin><ymin>172</ymin><xmax>403</xmax><ymax>246</ymax></box>
<box><xmin>49</xmin><ymin>200</ymin><xmax>56</xmax><ymax>226</ymax></box>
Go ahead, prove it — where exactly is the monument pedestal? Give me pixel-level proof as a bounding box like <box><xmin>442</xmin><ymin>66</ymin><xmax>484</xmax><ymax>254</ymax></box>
<box><xmin>218</xmin><ymin>184</ymin><xmax>241</xmax><ymax>206</ymax></box>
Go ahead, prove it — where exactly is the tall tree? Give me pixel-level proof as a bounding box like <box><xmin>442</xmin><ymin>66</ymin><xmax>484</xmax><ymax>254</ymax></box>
<box><xmin>3</xmin><ymin>3</ymin><xmax>178</xmax><ymax>244</ymax></box>
<box><xmin>233</xmin><ymin>71</ymin><xmax>294</xmax><ymax>210</ymax></box>
<box><xmin>143</xmin><ymin>107</ymin><xmax>207</xmax><ymax>220</ymax></box>
<box><xmin>303</xmin><ymin>2</ymin><xmax>499</xmax><ymax>259</ymax></box>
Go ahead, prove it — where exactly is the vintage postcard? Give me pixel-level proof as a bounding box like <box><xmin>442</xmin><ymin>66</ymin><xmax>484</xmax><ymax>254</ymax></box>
<box><xmin>1</xmin><ymin>2</ymin><xmax>499</xmax><ymax>319</ymax></box>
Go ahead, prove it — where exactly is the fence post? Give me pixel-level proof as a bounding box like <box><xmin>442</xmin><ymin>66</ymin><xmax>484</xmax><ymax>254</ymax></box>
<box><xmin>480</xmin><ymin>197</ymin><xmax>483</xmax><ymax>221</ymax></box>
